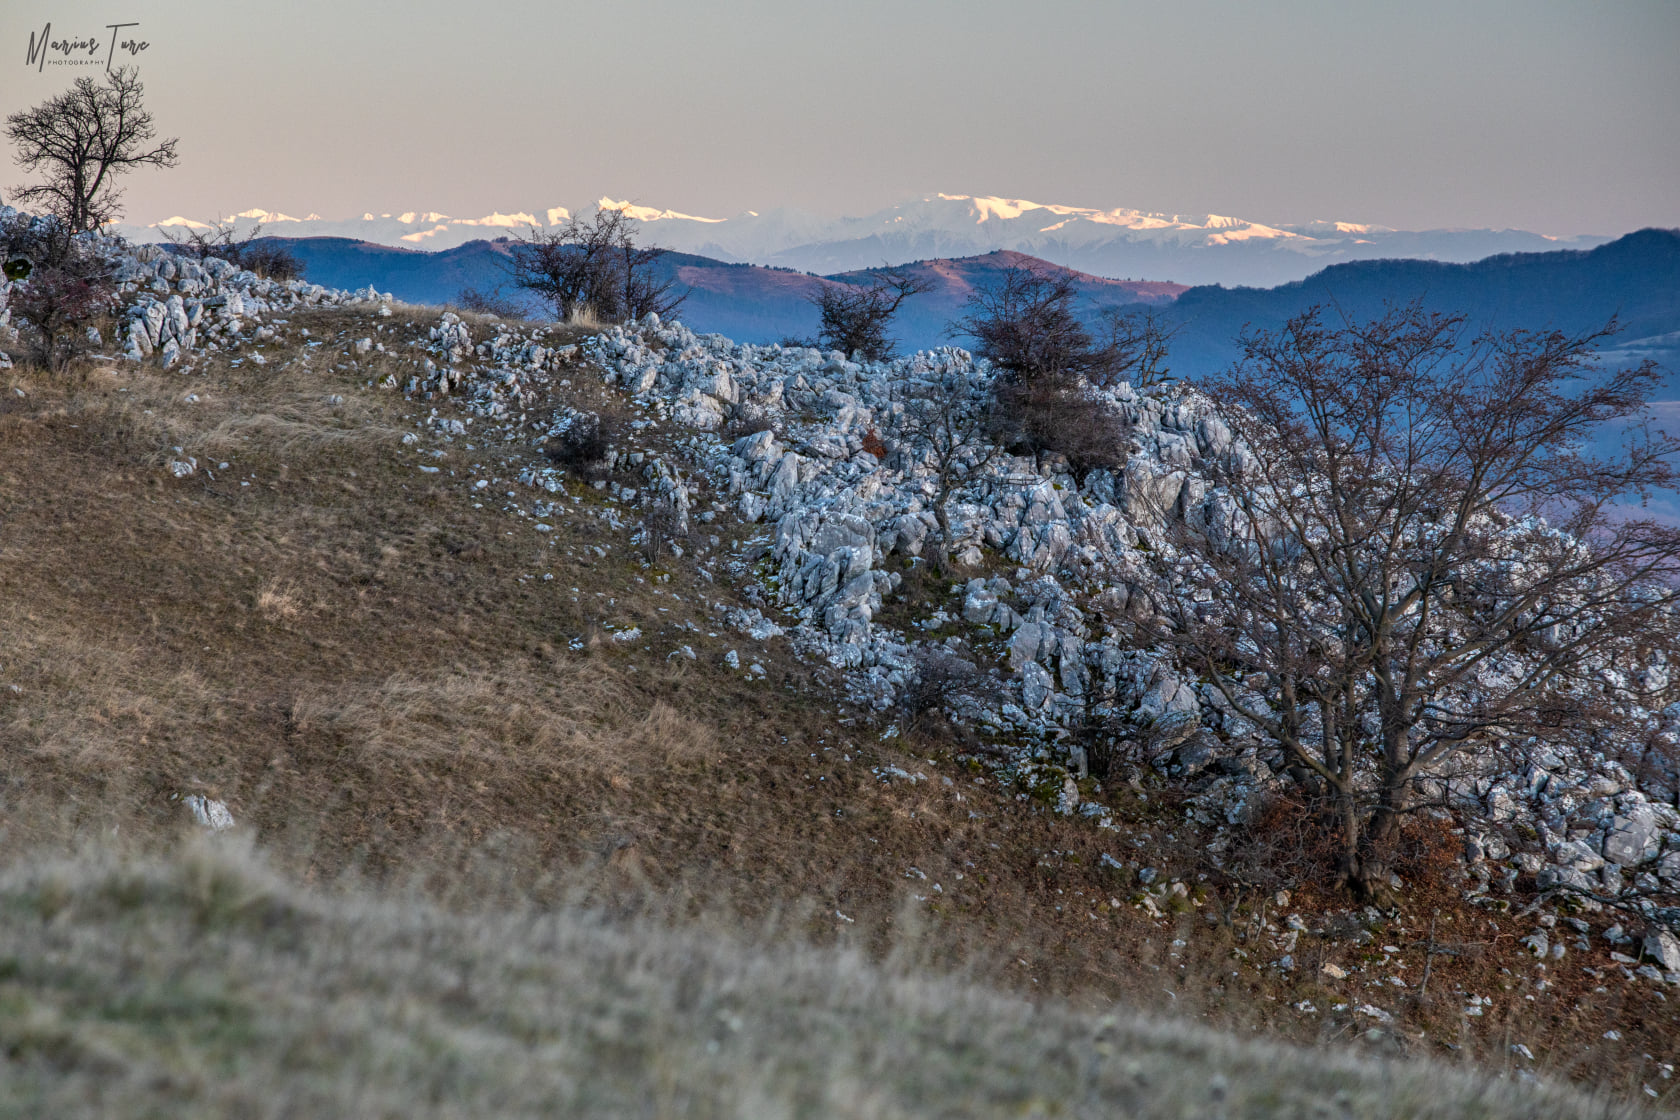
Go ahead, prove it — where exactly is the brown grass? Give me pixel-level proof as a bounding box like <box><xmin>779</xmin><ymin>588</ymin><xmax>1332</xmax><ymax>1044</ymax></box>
<box><xmin>288</xmin><ymin>663</ymin><xmax>719</xmax><ymax>775</ymax></box>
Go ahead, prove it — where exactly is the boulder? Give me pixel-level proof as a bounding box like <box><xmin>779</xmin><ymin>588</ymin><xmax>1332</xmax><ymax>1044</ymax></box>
<box><xmin>1602</xmin><ymin>808</ymin><xmax>1660</xmax><ymax>866</ymax></box>
<box><xmin>962</xmin><ymin>579</ymin><xmax>998</xmax><ymax>623</ymax></box>
<box><xmin>1645</xmin><ymin>928</ymin><xmax>1680</xmax><ymax>972</ymax></box>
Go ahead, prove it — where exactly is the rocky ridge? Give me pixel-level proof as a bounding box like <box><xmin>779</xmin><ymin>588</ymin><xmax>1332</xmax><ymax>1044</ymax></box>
<box><xmin>560</xmin><ymin>315</ymin><xmax>1680</xmax><ymax>959</ymax></box>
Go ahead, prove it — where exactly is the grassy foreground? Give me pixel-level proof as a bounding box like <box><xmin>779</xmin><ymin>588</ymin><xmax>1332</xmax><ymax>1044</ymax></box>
<box><xmin>0</xmin><ymin>842</ymin><xmax>1639</xmax><ymax>1120</ymax></box>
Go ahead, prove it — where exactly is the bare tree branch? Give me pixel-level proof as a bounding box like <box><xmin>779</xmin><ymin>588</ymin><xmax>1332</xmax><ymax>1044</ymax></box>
<box><xmin>6</xmin><ymin>67</ymin><xmax>177</xmax><ymax>236</ymax></box>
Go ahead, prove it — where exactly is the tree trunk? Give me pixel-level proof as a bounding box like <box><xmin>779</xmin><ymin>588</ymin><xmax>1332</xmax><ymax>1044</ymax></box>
<box><xmin>932</xmin><ymin>492</ymin><xmax>954</xmax><ymax>576</ymax></box>
<box><xmin>1333</xmin><ymin>783</ymin><xmax>1363</xmax><ymax>895</ymax></box>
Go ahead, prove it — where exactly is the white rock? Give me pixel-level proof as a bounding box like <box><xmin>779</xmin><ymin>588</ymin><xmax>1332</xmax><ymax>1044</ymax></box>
<box><xmin>183</xmin><ymin>795</ymin><xmax>234</xmax><ymax>830</ymax></box>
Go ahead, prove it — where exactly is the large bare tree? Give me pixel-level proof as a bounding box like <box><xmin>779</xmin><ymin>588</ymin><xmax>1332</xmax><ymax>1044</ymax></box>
<box><xmin>1151</xmin><ymin>305</ymin><xmax>1680</xmax><ymax>899</ymax></box>
<box><xmin>6</xmin><ymin>67</ymin><xmax>178</xmax><ymax>239</ymax></box>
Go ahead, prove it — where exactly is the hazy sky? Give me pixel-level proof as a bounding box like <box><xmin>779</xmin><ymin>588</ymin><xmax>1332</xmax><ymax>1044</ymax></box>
<box><xmin>3</xmin><ymin>0</ymin><xmax>1677</xmax><ymax>234</ymax></box>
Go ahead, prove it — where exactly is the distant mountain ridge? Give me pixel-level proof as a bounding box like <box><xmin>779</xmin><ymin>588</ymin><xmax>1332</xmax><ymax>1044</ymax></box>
<box><xmin>117</xmin><ymin>192</ymin><xmax>1612</xmax><ymax>289</ymax></box>
<box><xmin>247</xmin><ymin>229</ymin><xmax>1679</xmax><ymax>374</ymax></box>
<box><xmin>246</xmin><ymin>238</ymin><xmax>1184</xmax><ymax>348</ymax></box>
<box><xmin>1160</xmin><ymin>227</ymin><xmax>1680</xmax><ymax>377</ymax></box>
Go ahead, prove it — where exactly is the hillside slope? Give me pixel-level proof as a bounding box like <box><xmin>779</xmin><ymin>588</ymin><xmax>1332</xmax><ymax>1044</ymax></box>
<box><xmin>1</xmin><ymin>235</ymin><xmax>1676</xmax><ymax>1111</ymax></box>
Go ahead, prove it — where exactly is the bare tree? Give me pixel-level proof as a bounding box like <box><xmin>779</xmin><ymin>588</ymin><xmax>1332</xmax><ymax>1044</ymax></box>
<box><xmin>955</xmin><ymin>265</ymin><xmax>1136</xmax><ymax>476</ymax></box>
<box><xmin>898</xmin><ymin>644</ymin><xmax>981</xmax><ymax>738</ymax></box>
<box><xmin>955</xmin><ymin>266</ymin><xmax>1105</xmax><ymax>383</ymax></box>
<box><xmin>810</xmin><ymin>267</ymin><xmax>933</xmax><ymax>361</ymax></box>
<box><xmin>890</xmin><ymin>370</ymin><xmax>1000</xmax><ymax>573</ymax></box>
<box><xmin>1149</xmin><ymin>304</ymin><xmax>1680</xmax><ymax>901</ymax></box>
<box><xmin>6</xmin><ymin>67</ymin><xmax>178</xmax><ymax>240</ymax></box>
<box><xmin>639</xmin><ymin>496</ymin><xmax>688</xmax><ymax>563</ymax></box>
<box><xmin>1093</xmin><ymin>306</ymin><xmax>1179</xmax><ymax>390</ymax></box>
<box><xmin>614</xmin><ymin>235</ymin><xmax>686</xmax><ymax>323</ymax></box>
<box><xmin>509</xmin><ymin>217</ymin><xmax>614</xmax><ymax>322</ymax></box>
<box><xmin>510</xmin><ymin>209</ymin><xmax>684</xmax><ymax>324</ymax></box>
<box><xmin>957</xmin><ymin>265</ymin><xmax>1177</xmax><ymax>390</ymax></box>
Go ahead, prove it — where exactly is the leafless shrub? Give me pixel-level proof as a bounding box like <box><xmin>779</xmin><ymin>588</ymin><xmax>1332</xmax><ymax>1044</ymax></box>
<box><xmin>237</xmin><ymin>239</ymin><xmax>304</xmax><ymax>282</ymax></box>
<box><xmin>988</xmin><ymin>373</ymin><xmax>1131</xmax><ymax>478</ymax></box>
<box><xmin>4</xmin><ymin>237</ymin><xmax>117</xmax><ymax>372</ymax></box>
<box><xmin>890</xmin><ymin>372</ymin><xmax>999</xmax><ymax>572</ymax></box>
<box><xmin>810</xmin><ymin>267</ymin><xmax>933</xmax><ymax>362</ymax></box>
<box><xmin>898</xmin><ymin>645</ymin><xmax>980</xmax><ymax>738</ymax></box>
<box><xmin>1225</xmin><ymin>790</ymin><xmax>1335</xmax><ymax>894</ymax></box>
<box><xmin>510</xmin><ymin>208</ymin><xmax>685</xmax><ymax>325</ymax></box>
<box><xmin>640</xmin><ymin>497</ymin><xmax>686</xmax><ymax>563</ymax></box>
<box><xmin>544</xmin><ymin>409</ymin><xmax>620</xmax><ymax>479</ymax></box>
<box><xmin>722</xmin><ymin>405</ymin><xmax>774</xmax><ymax>440</ymax></box>
<box><xmin>1067</xmin><ymin>703</ymin><xmax>1138</xmax><ymax>783</ymax></box>
<box><xmin>163</xmin><ymin>222</ymin><xmax>304</xmax><ymax>281</ymax></box>
<box><xmin>455</xmin><ymin>286</ymin><xmax>525</xmax><ymax>318</ymax></box>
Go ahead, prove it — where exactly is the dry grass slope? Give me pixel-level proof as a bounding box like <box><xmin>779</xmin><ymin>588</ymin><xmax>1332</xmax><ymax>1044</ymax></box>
<box><xmin>0</xmin><ymin>843</ymin><xmax>1643</xmax><ymax>1120</ymax></box>
<box><xmin>0</xmin><ymin>303</ymin><xmax>1672</xmax><ymax>1113</ymax></box>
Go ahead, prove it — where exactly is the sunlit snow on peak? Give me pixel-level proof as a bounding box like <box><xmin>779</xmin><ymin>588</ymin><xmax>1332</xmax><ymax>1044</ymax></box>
<box><xmin>598</xmin><ymin>197</ymin><xmax>725</xmax><ymax>224</ymax></box>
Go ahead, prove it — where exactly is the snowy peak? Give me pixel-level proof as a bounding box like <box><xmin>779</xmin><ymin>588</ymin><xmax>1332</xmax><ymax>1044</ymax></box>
<box><xmin>232</xmin><ymin>208</ymin><xmax>321</xmax><ymax>223</ymax></box>
<box><xmin>924</xmin><ymin>194</ymin><xmax>1302</xmax><ymax>242</ymax></box>
<box><xmin>598</xmin><ymin>197</ymin><xmax>725</xmax><ymax>224</ymax></box>
<box><xmin>114</xmin><ymin>193</ymin><xmax>1611</xmax><ymax>288</ymax></box>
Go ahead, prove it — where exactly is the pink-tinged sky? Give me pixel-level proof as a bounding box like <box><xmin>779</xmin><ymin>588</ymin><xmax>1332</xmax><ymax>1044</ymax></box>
<box><xmin>2</xmin><ymin>0</ymin><xmax>1677</xmax><ymax>235</ymax></box>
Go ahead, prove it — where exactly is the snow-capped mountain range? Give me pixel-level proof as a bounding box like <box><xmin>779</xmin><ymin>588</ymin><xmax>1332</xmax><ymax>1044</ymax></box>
<box><xmin>116</xmin><ymin>194</ymin><xmax>1612</xmax><ymax>288</ymax></box>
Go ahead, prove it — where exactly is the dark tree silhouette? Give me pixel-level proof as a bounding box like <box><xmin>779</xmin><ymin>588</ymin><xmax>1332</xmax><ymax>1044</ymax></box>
<box><xmin>955</xmin><ymin>265</ymin><xmax>1133</xmax><ymax>475</ymax></box>
<box><xmin>6</xmin><ymin>67</ymin><xmax>178</xmax><ymax>240</ymax></box>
